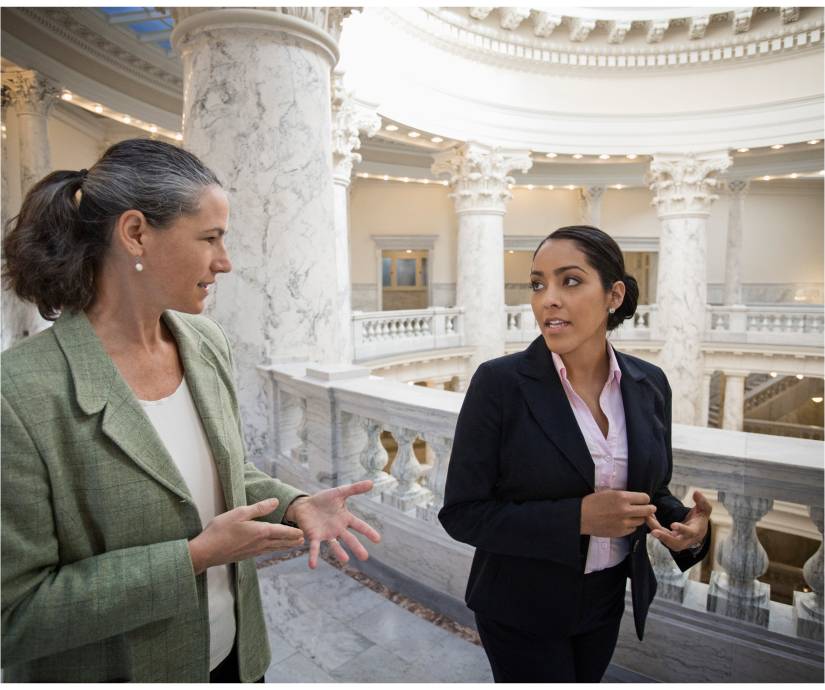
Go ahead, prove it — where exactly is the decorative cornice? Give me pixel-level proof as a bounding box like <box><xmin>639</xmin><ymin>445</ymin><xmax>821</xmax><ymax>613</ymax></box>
<box><xmin>431</xmin><ymin>142</ymin><xmax>532</xmax><ymax>214</ymax></box>
<box><xmin>647</xmin><ymin>152</ymin><xmax>732</xmax><ymax>218</ymax></box>
<box><xmin>2</xmin><ymin>69</ymin><xmax>60</xmax><ymax>117</ymax></box>
<box><xmin>332</xmin><ymin>70</ymin><xmax>381</xmax><ymax>184</ymax></box>
<box><xmin>727</xmin><ymin>179</ymin><xmax>750</xmax><ymax>195</ymax></box>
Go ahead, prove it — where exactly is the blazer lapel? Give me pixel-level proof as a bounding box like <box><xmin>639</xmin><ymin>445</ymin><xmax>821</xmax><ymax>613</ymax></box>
<box><xmin>163</xmin><ymin>312</ymin><xmax>235</xmax><ymax>510</ymax></box>
<box><xmin>615</xmin><ymin>350</ymin><xmax>655</xmax><ymax>493</ymax></box>
<box><xmin>53</xmin><ymin>310</ymin><xmax>192</xmax><ymax>502</ymax></box>
<box><xmin>517</xmin><ymin>337</ymin><xmax>594</xmax><ymax>490</ymax></box>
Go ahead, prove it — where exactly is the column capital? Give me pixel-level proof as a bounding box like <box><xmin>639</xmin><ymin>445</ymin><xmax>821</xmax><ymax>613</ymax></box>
<box><xmin>647</xmin><ymin>151</ymin><xmax>731</xmax><ymax>219</ymax></box>
<box><xmin>2</xmin><ymin>70</ymin><xmax>61</xmax><ymax>118</ymax></box>
<box><xmin>331</xmin><ymin>70</ymin><xmax>380</xmax><ymax>185</ymax></box>
<box><xmin>726</xmin><ymin>178</ymin><xmax>750</xmax><ymax>195</ymax></box>
<box><xmin>431</xmin><ymin>142</ymin><xmax>532</xmax><ymax>215</ymax></box>
<box><xmin>171</xmin><ymin>7</ymin><xmax>355</xmax><ymax>66</ymax></box>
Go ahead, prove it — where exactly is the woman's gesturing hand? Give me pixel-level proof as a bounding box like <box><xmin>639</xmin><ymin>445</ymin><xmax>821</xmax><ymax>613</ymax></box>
<box><xmin>284</xmin><ymin>480</ymin><xmax>382</xmax><ymax>569</ymax></box>
<box><xmin>646</xmin><ymin>490</ymin><xmax>712</xmax><ymax>552</ymax></box>
<box><xmin>581</xmin><ymin>490</ymin><xmax>657</xmax><ymax>538</ymax></box>
<box><xmin>188</xmin><ymin>498</ymin><xmax>304</xmax><ymax>575</ymax></box>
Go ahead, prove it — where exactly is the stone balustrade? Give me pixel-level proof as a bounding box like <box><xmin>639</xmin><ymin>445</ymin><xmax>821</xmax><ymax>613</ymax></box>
<box><xmin>707</xmin><ymin>304</ymin><xmax>824</xmax><ymax>347</ymax></box>
<box><xmin>263</xmin><ymin>362</ymin><xmax>824</xmax><ymax>668</ymax></box>
<box><xmin>352</xmin><ymin>307</ymin><xmax>464</xmax><ymax>361</ymax></box>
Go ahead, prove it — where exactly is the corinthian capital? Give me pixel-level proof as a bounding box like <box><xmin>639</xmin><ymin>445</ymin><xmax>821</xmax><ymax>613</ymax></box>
<box><xmin>2</xmin><ymin>70</ymin><xmax>60</xmax><ymax>118</ymax></box>
<box><xmin>331</xmin><ymin>70</ymin><xmax>380</xmax><ymax>183</ymax></box>
<box><xmin>431</xmin><ymin>142</ymin><xmax>532</xmax><ymax>215</ymax></box>
<box><xmin>727</xmin><ymin>179</ymin><xmax>750</xmax><ymax>196</ymax></box>
<box><xmin>647</xmin><ymin>152</ymin><xmax>731</xmax><ymax>218</ymax></box>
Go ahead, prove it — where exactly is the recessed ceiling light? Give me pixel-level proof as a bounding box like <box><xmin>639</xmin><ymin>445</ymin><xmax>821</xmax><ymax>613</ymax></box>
<box><xmin>808</xmin><ymin>139</ymin><xmax>821</xmax><ymax>145</ymax></box>
<box><xmin>614</xmin><ymin>184</ymin><xmax>625</xmax><ymax>189</ymax></box>
<box><xmin>405</xmin><ymin>249</ymin><xmax>412</xmax><ymax>254</ymax></box>
<box><xmin>796</xmin><ymin>374</ymin><xmax>804</xmax><ymax>380</ymax></box>
<box><xmin>546</xmin><ymin>185</ymin><xmax>554</xmax><ymax>190</ymax></box>
<box><xmin>762</xmin><ymin>175</ymin><xmax>771</xmax><ymax>181</ymax></box>
<box><xmin>175</xmin><ymin>133</ymin><xmax>183</xmax><ymax>141</ymax></box>
<box><xmin>790</xmin><ymin>173</ymin><xmax>799</xmax><ymax>179</ymax></box>
<box><xmin>61</xmin><ymin>92</ymin><xmax>73</xmax><ymax>101</ymax></box>
<box><xmin>599</xmin><ymin>154</ymin><xmax>610</xmax><ymax>160</ymax></box>
<box><xmin>566</xmin><ymin>185</ymin><xmax>576</xmax><ymax>190</ymax></box>
<box><xmin>769</xmin><ymin>371</ymin><xmax>777</xmax><ymax>377</ymax></box>
<box><xmin>123</xmin><ymin>115</ymin><xmax>131</xmax><ymax>123</ymax></box>
<box><xmin>526</xmin><ymin>184</ymin><xmax>534</xmax><ymax>190</ymax></box>
<box><xmin>812</xmin><ymin>397</ymin><xmax>823</xmax><ymax>403</ymax></box>
<box><xmin>385</xmin><ymin>124</ymin><xmax>398</xmax><ymax>132</ymax></box>
<box><xmin>770</xmin><ymin>144</ymin><xmax>784</xmax><ymax>150</ymax></box>
<box><xmin>383</xmin><ymin>175</ymin><xmax>389</xmax><ymax>181</ymax></box>
<box><xmin>626</xmin><ymin>154</ymin><xmax>637</xmax><ymax>160</ymax></box>
<box><xmin>736</xmin><ymin>148</ymin><xmax>750</xmax><ymax>153</ymax></box>
<box><xmin>149</xmin><ymin>125</ymin><xmax>157</xmax><ymax>133</ymax></box>
<box><xmin>820</xmin><ymin>170</ymin><xmax>824</xmax><ymax>175</ymax></box>
<box><xmin>94</xmin><ymin>104</ymin><xmax>103</xmax><ymax>114</ymax></box>
<box><xmin>441</xmin><ymin>180</ymin><xmax>449</xmax><ymax>186</ymax></box>
<box><xmin>422</xmin><ymin>178</ymin><xmax>430</xmax><ymax>184</ymax></box>
<box><xmin>402</xmin><ymin>177</ymin><xmax>409</xmax><ymax>183</ymax></box>
<box><xmin>431</xmin><ymin>136</ymin><xmax>443</xmax><ymax>143</ymax></box>
<box><xmin>508</xmin><ymin>250</ymin><xmax>515</xmax><ymax>254</ymax></box>
<box><xmin>546</xmin><ymin>153</ymin><xmax>558</xmax><ymax>158</ymax></box>
<box><xmin>408</xmin><ymin>131</ymin><xmax>421</xmax><ymax>138</ymax></box>
<box><xmin>572</xmin><ymin>154</ymin><xmax>583</xmax><ymax>159</ymax></box>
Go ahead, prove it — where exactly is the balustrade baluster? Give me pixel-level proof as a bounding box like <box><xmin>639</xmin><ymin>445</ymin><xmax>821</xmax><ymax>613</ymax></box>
<box><xmin>358</xmin><ymin>418</ymin><xmax>396</xmax><ymax>495</ymax></box>
<box><xmin>647</xmin><ymin>483</ymin><xmax>690</xmax><ymax>603</ymax></box>
<box><xmin>417</xmin><ymin>435</ymin><xmax>453</xmax><ymax>523</ymax></box>
<box><xmin>291</xmin><ymin>397</ymin><xmax>309</xmax><ymax>468</ymax></box>
<box><xmin>794</xmin><ymin>506</ymin><xmax>824</xmax><ymax>641</ymax></box>
<box><xmin>383</xmin><ymin>427</ymin><xmax>431</xmax><ymax>512</ymax></box>
<box><xmin>707</xmin><ymin>492</ymin><xmax>773</xmax><ymax>626</ymax></box>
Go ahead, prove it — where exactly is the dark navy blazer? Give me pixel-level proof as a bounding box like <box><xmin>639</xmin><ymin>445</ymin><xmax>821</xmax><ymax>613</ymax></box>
<box><xmin>439</xmin><ymin>336</ymin><xmax>710</xmax><ymax>641</ymax></box>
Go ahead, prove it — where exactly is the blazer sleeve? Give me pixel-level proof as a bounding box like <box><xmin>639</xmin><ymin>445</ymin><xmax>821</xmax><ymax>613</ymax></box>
<box><xmin>0</xmin><ymin>394</ymin><xmax>200</xmax><ymax>665</ymax></box>
<box><xmin>650</xmin><ymin>371</ymin><xmax>711</xmax><ymax>571</ymax></box>
<box><xmin>211</xmin><ymin>318</ymin><xmax>307</xmax><ymax>524</ymax></box>
<box><xmin>438</xmin><ymin>363</ymin><xmax>584</xmax><ymax>571</ymax></box>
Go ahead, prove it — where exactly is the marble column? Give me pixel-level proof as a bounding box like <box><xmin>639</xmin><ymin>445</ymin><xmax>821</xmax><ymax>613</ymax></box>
<box><xmin>432</xmin><ymin>143</ymin><xmax>532</xmax><ymax>374</ymax></box>
<box><xmin>699</xmin><ymin>370</ymin><xmax>713</xmax><ymax>427</ymax></box>
<box><xmin>331</xmin><ymin>69</ymin><xmax>380</xmax><ymax>364</ymax></box>
<box><xmin>723</xmin><ymin>180</ymin><xmax>749</xmax><ymax>306</ymax></box>
<box><xmin>647</xmin><ymin>152</ymin><xmax>731</xmax><ymax>425</ymax></box>
<box><xmin>579</xmin><ymin>185</ymin><xmax>605</xmax><ymax>227</ymax></box>
<box><xmin>2</xmin><ymin>71</ymin><xmax>58</xmax><ymax>348</ymax></box>
<box><xmin>722</xmin><ymin>371</ymin><xmax>746</xmax><ymax>431</ymax></box>
<box><xmin>172</xmin><ymin>8</ymin><xmax>352</xmax><ymax>460</ymax></box>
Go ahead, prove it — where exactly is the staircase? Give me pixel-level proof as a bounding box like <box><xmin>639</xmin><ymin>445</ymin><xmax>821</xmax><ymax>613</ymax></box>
<box><xmin>707</xmin><ymin>373</ymin><xmax>802</xmax><ymax>429</ymax></box>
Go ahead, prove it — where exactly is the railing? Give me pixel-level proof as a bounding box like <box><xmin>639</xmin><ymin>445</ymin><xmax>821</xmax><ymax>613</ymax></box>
<box><xmin>264</xmin><ymin>363</ymin><xmax>824</xmax><ymax>661</ymax></box>
<box><xmin>745</xmin><ymin>418</ymin><xmax>825</xmax><ymax>441</ymax></box>
<box><xmin>354</xmin><ymin>304</ymin><xmax>823</xmax><ymax>362</ymax></box>
<box><xmin>352</xmin><ymin>307</ymin><xmax>464</xmax><ymax>361</ymax></box>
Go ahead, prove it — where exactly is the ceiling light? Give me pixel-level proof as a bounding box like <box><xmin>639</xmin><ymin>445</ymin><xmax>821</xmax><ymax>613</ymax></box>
<box><xmin>770</xmin><ymin>144</ymin><xmax>784</xmax><ymax>150</ymax></box>
<box><xmin>94</xmin><ymin>104</ymin><xmax>103</xmax><ymax>114</ymax></box>
<box><xmin>572</xmin><ymin>154</ymin><xmax>583</xmax><ymax>159</ymax></box>
<box><xmin>614</xmin><ymin>184</ymin><xmax>625</xmax><ymax>189</ymax></box>
<box><xmin>790</xmin><ymin>173</ymin><xmax>799</xmax><ymax>179</ymax></box>
<box><xmin>422</xmin><ymin>179</ymin><xmax>430</xmax><ymax>184</ymax></box>
<box><xmin>61</xmin><ymin>92</ymin><xmax>73</xmax><ymax>101</ymax></box>
<box><xmin>599</xmin><ymin>154</ymin><xmax>610</xmax><ymax>160</ymax></box>
<box><xmin>430</xmin><ymin>136</ymin><xmax>443</xmax><ymax>143</ymax></box>
<box><xmin>762</xmin><ymin>176</ymin><xmax>771</xmax><ymax>181</ymax></box>
<box><xmin>812</xmin><ymin>397</ymin><xmax>823</xmax><ymax>403</ymax></box>
<box><xmin>526</xmin><ymin>184</ymin><xmax>534</xmax><ymax>190</ymax></box>
<box><xmin>546</xmin><ymin>153</ymin><xmax>558</xmax><ymax>159</ymax></box>
<box><xmin>508</xmin><ymin>250</ymin><xmax>515</xmax><ymax>254</ymax></box>
<box><xmin>149</xmin><ymin>125</ymin><xmax>157</xmax><ymax>133</ymax></box>
<box><xmin>566</xmin><ymin>185</ymin><xmax>576</xmax><ymax>190</ymax></box>
<box><xmin>408</xmin><ymin>131</ymin><xmax>421</xmax><ymax>138</ymax></box>
<box><xmin>382</xmin><ymin>175</ymin><xmax>389</xmax><ymax>181</ymax></box>
<box><xmin>769</xmin><ymin>372</ymin><xmax>777</xmax><ymax>377</ymax></box>
<box><xmin>796</xmin><ymin>374</ymin><xmax>804</xmax><ymax>380</ymax></box>
<box><xmin>405</xmin><ymin>249</ymin><xmax>412</xmax><ymax>254</ymax></box>
<box><xmin>807</xmin><ymin>140</ymin><xmax>820</xmax><ymax>145</ymax></box>
<box><xmin>385</xmin><ymin>124</ymin><xmax>398</xmax><ymax>132</ymax></box>
<box><xmin>175</xmin><ymin>133</ymin><xmax>183</xmax><ymax>141</ymax></box>
<box><xmin>626</xmin><ymin>154</ymin><xmax>638</xmax><ymax>160</ymax></box>
<box><xmin>736</xmin><ymin>148</ymin><xmax>750</xmax><ymax>153</ymax></box>
<box><xmin>820</xmin><ymin>170</ymin><xmax>824</xmax><ymax>175</ymax></box>
<box><xmin>546</xmin><ymin>185</ymin><xmax>554</xmax><ymax>190</ymax></box>
<box><xmin>441</xmin><ymin>180</ymin><xmax>449</xmax><ymax>186</ymax></box>
<box><xmin>123</xmin><ymin>115</ymin><xmax>131</xmax><ymax>123</ymax></box>
<box><xmin>402</xmin><ymin>177</ymin><xmax>409</xmax><ymax>183</ymax></box>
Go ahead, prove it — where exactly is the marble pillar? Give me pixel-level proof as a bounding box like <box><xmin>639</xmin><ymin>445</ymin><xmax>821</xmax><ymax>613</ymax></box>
<box><xmin>699</xmin><ymin>370</ymin><xmax>713</xmax><ymax>427</ymax></box>
<box><xmin>723</xmin><ymin>180</ymin><xmax>749</xmax><ymax>306</ymax></box>
<box><xmin>722</xmin><ymin>371</ymin><xmax>746</xmax><ymax>431</ymax></box>
<box><xmin>172</xmin><ymin>8</ymin><xmax>352</xmax><ymax>460</ymax></box>
<box><xmin>647</xmin><ymin>152</ymin><xmax>731</xmax><ymax>425</ymax></box>
<box><xmin>432</xmin><ymin>143</ymin><xmax>532</xmax><ymax>374</ymax></box>
<box><xmin>331</xmin><ymin>69</ymin><xmax>380</xmax><ymax>364</ymax></box>
<box><xmin>2</xmin><ymin>71</ymin><xmax>58</xmax><ymax>349</ymax></box>
<box><xmin>579</xmin><ymin>185</ymin><xmax>605</xmax><ymax>227</ymax></box>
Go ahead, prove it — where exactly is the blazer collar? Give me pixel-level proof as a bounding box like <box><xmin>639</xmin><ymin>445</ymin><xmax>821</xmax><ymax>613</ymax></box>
<box><xmin>516</xmin><ymin>336</ymin><xmax>655</xmax><ymax>492</ymax></box>
<box><xmin>53</xmin><ymin>310</ymin><xmax>233</xmax><ymax>505</ymax></box>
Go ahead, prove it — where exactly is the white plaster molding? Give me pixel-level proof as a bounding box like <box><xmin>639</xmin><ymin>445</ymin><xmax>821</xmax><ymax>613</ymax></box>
<box><xmin>607</xmin><ymin>20</ymin><xmax>632</xmax><ymax>44</ymax></box>
<box><xmin>647</xmin><ymin>152</ymin><xmax>732</xmax><ymax>218</ymax></box>
<box><xmin>431</xmin><ymin>142</ymin><xmax>532</xmax><ymax>214</ymax></box>
<box><xmin>468</xmin><ymin>8</ymin><xmax>494</xmax><ymax>21</ymax></box>
<box><xmin>734</xmin><ymin>8</ymin><xmax>753</xmax><ymax>34</ymax></box>
<box><xmin>689</xmin><ymin>16</ymin><xmax>711</xmax><ymax>40</ymax></box>
<box><xmin>533</xmin><ymin>12</ymin><xmax>561</xmax><ymax>37</ymax></box>
<box><xmin>782</xmin><ymin>7</ymin><xmax>801</xmax><ymax>24</ymax></box>
<box><xmin>569</xmin><ymin>17</ymin><xmax>596</xmax><ymax>43</ymax></box>
<box><xmin>332</xmin><ymin>70</ymin><xmax>381</xmax><ymax>183</ymax></box>
<box><xmin>646</xmin><ymin>19</ymin><xmax>671</xmax><ymax>43</ymax></box>
<box><xmin>2</xmin><ymin>69</ymin><xmax>59</xmax><ymax>117</ymax></box>
<box><xmin>370</xmin><ymin>234</ymin><xmax>439</xmax><ymax>250</ymax></box>
<box><xmin>498</xmin><ymin>8</ymin><xmax>531</xmax><ymax>31</ymax></box>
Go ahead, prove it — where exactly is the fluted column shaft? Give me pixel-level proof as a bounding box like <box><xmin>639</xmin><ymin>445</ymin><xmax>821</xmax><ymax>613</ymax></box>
<box><xmin>723</xmin><ymin>180</ymin><xmax>749</xmax><ymax>306</ymax></box>
<box><xmin>172</xmin><ymin>8</ymin><xmax>350</xmax><ymax>459</ymax></box>
<box><xmin>647</xmin><ymin>151</ymin><xmax>731</xmax><ymax>425</ymax></box>
<box><xmin>722</xmin><ymin>371</ymin><xmax>746</xmax><ymax>431</ymax></box>
<box><xmin>432</xmin><ymin>143</ymin><xmax>531</xmax><ymax>374</ymax></box>
<box><xmin>331</xmin><ymin>70</ymin><xmax>380</xmax><ymax>364</ymax></box>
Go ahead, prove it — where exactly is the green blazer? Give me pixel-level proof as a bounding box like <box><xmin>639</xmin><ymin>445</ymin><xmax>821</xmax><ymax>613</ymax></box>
<box><xmin>1</xmin><ymin>309</ymin><xmax>305</xmax><ymax>682</ymax></box>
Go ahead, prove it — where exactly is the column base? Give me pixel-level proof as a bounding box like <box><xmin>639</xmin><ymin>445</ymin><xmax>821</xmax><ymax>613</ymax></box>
<box><xmin>382</xmin><ymin>486</ymin><xmax>431</xmax><ymax>514</ymax></box>
<box><xmin>416</xmin><ymin>501</ymin><xmax>443</xmax><ymax>524</ymax></box>
<box><xmin>707</xmin><ymin>572</ymin><xmax>771</xmax><ymax>627</ymax></box>
<box><xmin>793</xmin><ymin>591</ymin><xmax>824</xmax><ymax>641</ymax></box>
<box><xmin>364</xmin><ymin>472</ymin><xmax>396</xmax><ymax>497</ymax></box>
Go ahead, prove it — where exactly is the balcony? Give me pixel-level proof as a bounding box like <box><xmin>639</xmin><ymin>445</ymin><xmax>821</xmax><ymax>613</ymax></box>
<box><xmin>261</xmin><ymin>361</ymin><xmax>823</xmax><ymax>682</ymax></box>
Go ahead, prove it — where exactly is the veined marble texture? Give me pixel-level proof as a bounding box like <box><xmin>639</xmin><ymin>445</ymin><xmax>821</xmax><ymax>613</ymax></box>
<box><xmin>456</xmin><ymin>212</ymin><xmax>506</xmax><ymax>373</ymax></box>
<box><xmin>178</xmin><ymin>26</ymin><xmax>348</xmax><ymax>456</ymax></box>
<box><xmin>655</xmin><ymin>215</ymin><xmax>709</xmax><ymax>425</ymax></box>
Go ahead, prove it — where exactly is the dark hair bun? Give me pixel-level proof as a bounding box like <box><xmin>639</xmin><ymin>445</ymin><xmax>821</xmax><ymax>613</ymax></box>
<box><xmin>609</xmin><ymin>274</ymin><xmax>639</xmax><ymax>330</ymax></box>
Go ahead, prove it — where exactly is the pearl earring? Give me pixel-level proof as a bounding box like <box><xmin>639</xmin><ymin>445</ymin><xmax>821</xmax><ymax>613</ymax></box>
<box><xmin>608</xmin><ymin>307</ymin><xmax>615</xmax><ymax>314</ymax></box>
<box><xmin>135</xmin><ymin>257</ymin><xmax>144</xmax><ymax>273</ymax></box>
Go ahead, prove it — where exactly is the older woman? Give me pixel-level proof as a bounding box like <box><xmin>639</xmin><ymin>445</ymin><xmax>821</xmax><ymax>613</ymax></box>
<box><xmin>1</xmin><ymin>138</ymin><xmax>380</xmax><ymax>682</ymax></box>
<box><xmin>439</xmin><ymin>225</ymin><xmax>712</xmax><ymax>683</ymax></box>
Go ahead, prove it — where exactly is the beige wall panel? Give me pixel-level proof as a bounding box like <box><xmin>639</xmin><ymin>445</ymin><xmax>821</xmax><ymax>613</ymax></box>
<box><xmin>48</xmin><ymin>116</ymin><xmax>101</xmax><ymax>172</ymax></box>
<box><xmin>601</xmin><ymin>188</ymin><xmax>661</xmax><ymax>238</ymax></box>
<box><xmin>504</xmin><ymin>188</ymin><xmax>580</xmax><ymax>236</ymax></box>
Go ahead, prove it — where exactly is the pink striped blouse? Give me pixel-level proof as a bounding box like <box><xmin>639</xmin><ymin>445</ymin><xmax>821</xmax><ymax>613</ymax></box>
<box><xmin>551</xmin><ymin>345</ymin><xmax>630</xmax><ymax>574</ymax></box>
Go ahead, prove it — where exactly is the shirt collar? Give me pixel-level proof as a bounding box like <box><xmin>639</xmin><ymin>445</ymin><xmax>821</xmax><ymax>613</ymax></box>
<box><xmin>551</xmin><ymin>343</ymin><xmax>622</xmax><ymax>386</ymax></box>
